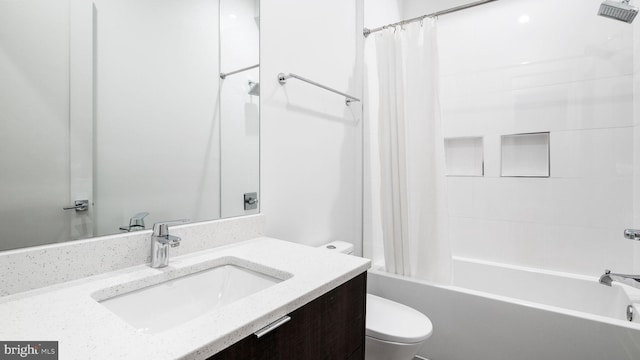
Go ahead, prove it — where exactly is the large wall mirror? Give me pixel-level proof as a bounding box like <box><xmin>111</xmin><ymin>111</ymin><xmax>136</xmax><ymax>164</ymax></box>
<box><xmin>0</xmin><ymin>0</ymin><xmax>260</xmax><ymax>251</ymax></box>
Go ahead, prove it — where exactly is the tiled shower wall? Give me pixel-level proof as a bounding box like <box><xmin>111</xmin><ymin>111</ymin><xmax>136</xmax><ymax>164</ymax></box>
<box><xmin>364</xmin><ymin>0</ymin><xmax>640</xmax><ymax>277</ymax></box>
<box><xmin>440</xmin><ymin>0</ymin><xmax>636</xmax><ymax>276</ymax></box>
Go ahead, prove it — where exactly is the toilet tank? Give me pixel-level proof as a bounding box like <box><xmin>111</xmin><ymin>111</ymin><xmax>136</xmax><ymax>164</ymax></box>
<box><xmin>319</xmin><ymin>241</ymin><xmax>354</xmax><ymax>255</ymax></box>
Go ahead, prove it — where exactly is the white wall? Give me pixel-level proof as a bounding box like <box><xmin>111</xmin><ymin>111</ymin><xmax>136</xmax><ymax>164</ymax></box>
<box><xmin>365</xmin><ymin>0</ymin><xmax>401</xmax><ymax>29</ymax></box>
<box><xmin>93</xmin><ymin>0</ymin><xmax>221</xmax><ymax>234</ymax></box>
<box><xmin>261</xmin><ymin>0</ymin><xmax>364</xmax><ymax>254</ymax></box>
<box><xmin>365</xmin><ymin>0</ymin><xmax>638</xmax><ymax>276</ymax></box>
<box><xmin>220</xmin><ymin>0</ymin><xmax>260</xmax><ymax>218</ymax></box>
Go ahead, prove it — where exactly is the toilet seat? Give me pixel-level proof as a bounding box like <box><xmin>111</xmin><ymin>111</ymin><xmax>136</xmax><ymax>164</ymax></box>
<box><xmin>366</xmin><ymin>294</ymin><xmax>433</xmax><ymax>344</ymax></box>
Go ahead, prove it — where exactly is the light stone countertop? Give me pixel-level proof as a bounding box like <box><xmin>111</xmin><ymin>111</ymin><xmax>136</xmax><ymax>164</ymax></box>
<box><xmin>0</xmin><ymin>237</ymin><xmax>370</xmax><ymax>360</ymax></box>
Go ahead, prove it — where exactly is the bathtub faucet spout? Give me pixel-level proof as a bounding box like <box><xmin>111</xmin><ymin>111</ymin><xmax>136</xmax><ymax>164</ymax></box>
<box><xmin>599</xmin><ymin>269</ymin><xmax>640</xmax><ymax>289</ymax></box>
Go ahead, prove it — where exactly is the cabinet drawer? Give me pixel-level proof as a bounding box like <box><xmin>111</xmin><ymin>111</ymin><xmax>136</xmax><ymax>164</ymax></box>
<box><xmin>208</xmin><ymin>272</ymin><xmax>366</xmax><ymax>360</ymax></box>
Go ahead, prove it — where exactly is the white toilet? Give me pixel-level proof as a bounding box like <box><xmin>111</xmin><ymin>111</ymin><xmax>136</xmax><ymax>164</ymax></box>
<box><xmin>320</xmin><ymin>241</ymin><xmax>433</xmax><ymax>360</ymax></box>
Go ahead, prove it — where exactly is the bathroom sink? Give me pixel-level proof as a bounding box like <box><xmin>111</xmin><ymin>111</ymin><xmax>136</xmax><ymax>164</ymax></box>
<box><xmin>98</xmin><ymin>264</ymin><xmax>282</xmax><ymax>334</ymax></box>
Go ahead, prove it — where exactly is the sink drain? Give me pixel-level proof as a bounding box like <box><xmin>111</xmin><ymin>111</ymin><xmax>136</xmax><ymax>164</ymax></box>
<box><xmin>627</xmin><ymin>305</ymin><xmax>634</xmax><ymax>322</ymax></box>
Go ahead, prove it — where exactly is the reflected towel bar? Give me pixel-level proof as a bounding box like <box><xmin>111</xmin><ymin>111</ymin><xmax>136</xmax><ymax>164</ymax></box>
<box><xmin>220</xmin><ymin>64</ymin><xmax>260</xmax><ymax>79</ymax></box>
<box><xmin>277</xmin><ymin>73</ymin><xmax>361</xmax><ymax>106</ymax></box>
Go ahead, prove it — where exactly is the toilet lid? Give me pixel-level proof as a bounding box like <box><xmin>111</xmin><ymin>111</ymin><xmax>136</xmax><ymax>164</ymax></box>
<box><xmin>366</xmin><ymin>294</ymin><xmax>433</xmax><ymax>344</ymax></box>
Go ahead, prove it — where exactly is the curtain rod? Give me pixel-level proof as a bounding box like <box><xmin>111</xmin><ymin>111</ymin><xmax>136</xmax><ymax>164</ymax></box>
<box><xmin>363</xmin><ymin>0</ymin><xmax>498</xmax><ymax>37</ymax></box>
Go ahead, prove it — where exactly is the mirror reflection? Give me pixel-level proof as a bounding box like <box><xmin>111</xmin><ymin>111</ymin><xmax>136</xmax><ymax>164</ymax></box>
<box><xmin>220</xmin><ymin>0</ymin><xmax>260</xmax><ymax>218</ymax></box>
<box><xmin>0</xmin><ymin>0</ymin><xmax>260</xmax><ymax>251</ymax></box>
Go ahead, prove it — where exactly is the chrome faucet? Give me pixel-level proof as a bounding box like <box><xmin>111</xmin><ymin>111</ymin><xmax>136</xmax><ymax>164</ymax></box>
<box><xmin>120</xmin><ymin>212</ymin><xmax>149</xmax><ymax>232</ymax></box>
<box><xmin>151</xmin><ymin>220</ymin><xmax>188</xmax><ymax>268</ymax></box>
<box><xmin>599</xmin><ymin>269</ymin><xmax>640</xmax><ymax>289</ymax></box>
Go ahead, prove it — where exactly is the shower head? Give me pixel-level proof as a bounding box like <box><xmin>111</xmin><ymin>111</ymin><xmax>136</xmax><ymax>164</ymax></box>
<box><xmin>248</xmin><ymin>81</ymin><xmax>260</xmax><ymax>96</ymax></box>
<box><xmin>599</xmin><ymin>0</ymin><xmax>638</xmax><ymax>23</ymax></box>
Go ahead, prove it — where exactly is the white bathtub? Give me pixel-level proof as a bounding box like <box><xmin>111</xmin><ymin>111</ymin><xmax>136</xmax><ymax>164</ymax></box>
<box><xmin>367</xmin><ymin>257</ymin><xmax>640</xmax><ymax>360</ymax></box>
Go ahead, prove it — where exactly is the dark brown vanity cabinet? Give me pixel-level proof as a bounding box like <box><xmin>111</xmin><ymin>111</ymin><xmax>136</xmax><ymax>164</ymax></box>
<box><xmin>208</xmin><ymin>272</ymin><xmax>366</xmax><ymax>360</ymax></box>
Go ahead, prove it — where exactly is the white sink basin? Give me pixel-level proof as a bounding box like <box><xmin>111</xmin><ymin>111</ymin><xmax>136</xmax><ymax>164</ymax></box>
<box><xmin>98</xmin><ymin>264</ymin><xmax>282</xmax><ymax>334</ymax></box>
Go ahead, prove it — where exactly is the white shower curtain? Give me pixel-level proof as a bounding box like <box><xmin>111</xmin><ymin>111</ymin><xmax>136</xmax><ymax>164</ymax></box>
<box><xmin>374</xmin><ymin>19</ymin><xmax>451</xmax><ymax>284</ymax></box>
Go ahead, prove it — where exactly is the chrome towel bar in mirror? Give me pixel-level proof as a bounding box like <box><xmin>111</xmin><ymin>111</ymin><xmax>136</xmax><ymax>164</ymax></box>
<box><xmin>220</xmin><ymin>64</ymin><xmax>260</xmax><ymax>79</ymax></box>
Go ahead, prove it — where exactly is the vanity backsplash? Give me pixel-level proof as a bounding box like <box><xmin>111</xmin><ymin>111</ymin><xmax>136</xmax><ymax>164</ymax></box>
<box><xmin>0</xmin><ymin>215</ymin><xmax>265</xmax><ymax>297</ymax></box>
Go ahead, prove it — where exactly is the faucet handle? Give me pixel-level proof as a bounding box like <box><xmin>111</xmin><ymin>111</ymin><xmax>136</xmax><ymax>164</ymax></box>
<box><xmin>152</xmin><ymin>219</ymin><xmax>190</xmax><ymax>236</ymax></box>
<box><xmin>130</xmin><ymin>212</ymin><xmax>149</xmax><ymax>227</ymax></box>
<box><xmin>624</xmin><ymin>229</ymin><xmax>640</xmax><ymax>241</ymax></box>
<box><xmin>120</xmin><ymin>212</ymin><xmax>151</xmax><ymax>232</ymax></box>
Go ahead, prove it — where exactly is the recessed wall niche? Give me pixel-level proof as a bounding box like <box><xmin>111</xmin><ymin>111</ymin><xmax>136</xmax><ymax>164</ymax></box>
<box><xmin>444</xmin><ymin>137</ymin><xmax>484</xmax><ymax>177</ymax></box>
<box><xmin>501</xmin><ymin>132</ymin><xmax>550</xmax><ymax>177</ymax></box>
